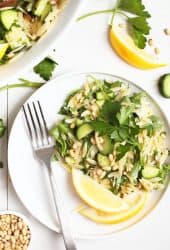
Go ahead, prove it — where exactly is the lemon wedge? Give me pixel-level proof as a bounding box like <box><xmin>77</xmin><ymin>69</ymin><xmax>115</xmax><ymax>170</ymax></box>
<box><xmin>72</xmin><ymin>169</ymin><xmax>128</xmax><ymax>213</ymax></box>
<box><xmin>78</xmin><ymin>191</ymin><xmax>148</xmax><ymax>224</ymax></box>
<box><xmin>0</xmin><ymin>43</ymin><xmax>8</xmax><ymax>60</ymax></box>
<box><xmin>109</xmin><ymin>25</ymin><xmax>166</xmax><ymax>69</ymax></box>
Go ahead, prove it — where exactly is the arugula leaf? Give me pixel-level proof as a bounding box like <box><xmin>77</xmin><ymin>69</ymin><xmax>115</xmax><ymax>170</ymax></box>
<box><xmin>0</xmin><ymin>119</ymin><xmax>5</xmax><ymax>138</ymax></box>
<box><xmin>118</xmin><ymin>0</ymin><xmax>151</xmax><ymax>17</ymax></box>
<box><xmin>34</xmin><ymin>57</ymin><xmax>58</xmax><ymax>81</ymax></box>
<box><xmin>116</xmin><ymin>106</ymin><xmax>134</xmax><ymax>125</ymax></box>
<box><xmin>100</xmin><ymin>100</ymin><xmax>121</xmax><ymax>124</ymax></box>
<box><xmin>90</xmin><ymin>120</ymin><xmax>114</xmax><ymax>135</ymax></box>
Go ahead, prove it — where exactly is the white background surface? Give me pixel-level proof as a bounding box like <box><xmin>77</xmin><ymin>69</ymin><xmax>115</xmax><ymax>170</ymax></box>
<box><xmin>0</xmin><ymin>0</ymin><xmax>170</xmax><ymax>249</ymax></box>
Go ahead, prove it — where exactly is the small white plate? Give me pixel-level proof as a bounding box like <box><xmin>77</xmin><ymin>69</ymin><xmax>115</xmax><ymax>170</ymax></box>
<box><xmin>8</xmin><ymin>72</ymin><xmax>170</xmax><ymax>239</ymax></box>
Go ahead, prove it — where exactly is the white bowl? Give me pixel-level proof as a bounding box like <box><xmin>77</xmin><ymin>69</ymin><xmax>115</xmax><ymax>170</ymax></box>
<box><xmin>0</xmin><ymin>210</ymin><xmax>32</xmax><ymax>249</ymax></box>
<box><xmin>0</xmin><ymin>0</ymin><xmax>83</xmax><ymax>83</ymax></box>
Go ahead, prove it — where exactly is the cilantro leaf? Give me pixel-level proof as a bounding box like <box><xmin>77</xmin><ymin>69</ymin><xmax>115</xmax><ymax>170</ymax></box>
<box><xmin>0</xmin><ymin>119</ymin><xmax>6</xmax><ymax>138</ymax></box>
<box><xmin>100</xmin><ymin>100</ymin><xmax>121</xmax><ymax>124</ymax></box>
<box><xmin>34</xmin><ymin>57</ymin><xmax>58</xmax><ymax>81</ymax></box>
<box><xmin>118</xmin><ymin>0</ymin><xmax>151</xmax><ymax>17</ymax></box>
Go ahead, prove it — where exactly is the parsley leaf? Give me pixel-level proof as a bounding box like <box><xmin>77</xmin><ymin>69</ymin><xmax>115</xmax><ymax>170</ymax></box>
<box><xmin>116</xmin><ymin>106</ymin><xmax>134</xmax><ymax>125</ymax></box>
<box><xmin>34</xmin><ymin>57</ymin><xmax>58</xmax><ymax>81</ymax></box>
<box><xmin>129</xmin><ymin>17</ymin><xmax>150</xmax><ymax>35</ymax></box>
<box><xmin>118</xmin><ymin>0</ymin><xmax>151</xmax><ymax>17</ymax></box>
<box><xmin>116</xmin><ymin>144</ymin><xmax>131</xmax><ymax>161</ymax></box>
<box><xmin>129</xmin><ymin>17</ymin><xmax>150</xmax><ymax>49</ymax></box>
<box><xmin>100</xmin><ymin>100</ymin><xmax>121</xmax><ymax>124</ymax></box>
<box><xmin>0</xmin><ymin>119</ymin><xmax>6</xmax><ymax>138</ymax></box>
<box><xmin>90</xmin><ymin>120</ymin><xmax>114</xmax><ymax>135</ymax></box>
<box><xmin>131</xmin><ymin>28</ymin><xmax>146</xmax><ymax>49</ymax></box>
<box><xmin>118</xmin><ymin>0</ymin><xmax>151</xmax><ymax>49</ymax></box>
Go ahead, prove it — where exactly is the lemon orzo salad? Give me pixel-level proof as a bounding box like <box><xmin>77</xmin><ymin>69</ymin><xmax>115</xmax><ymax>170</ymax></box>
<box><xmin>51</xmin><ymin>77</ymin><xmax>170</xmax><ymax>197</ymax></box>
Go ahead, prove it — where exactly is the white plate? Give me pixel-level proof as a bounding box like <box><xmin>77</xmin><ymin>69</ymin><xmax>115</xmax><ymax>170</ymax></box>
<box><xmin>0</xmin><ymin>0</ymin><xmax>84</xmax><ymax>83</ymax></box>
<box><xmin>8</xmin><ymin>72</ymin><xmax>170</xmax><ymax>239</ymax></box>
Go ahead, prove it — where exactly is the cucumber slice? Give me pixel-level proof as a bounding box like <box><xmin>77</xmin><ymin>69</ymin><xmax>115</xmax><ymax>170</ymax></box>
<box><xmin>40</xmin><ymin>2</ymin><xmax>52</xmax><ymax>21</ymax></box>
<box><xmin>99</xmin><ymin>135</ymin><xmax>113</xmax><ymax>155</ymax></box>
<box><xmin>96</xmin><ymin>92</ymin><xmax>104</xmax><ymax>100</ymax></box>
<box><xmin>76</xmin><ymin>119</ymin><xmax>83</xmax><ymax>126</ymax></box>
<box><xmin>97</xmin><ymin>153</ymin><xmax>110</xmax><ymax>168</ymax></box>
<box><xmin>96</xmin><ymin>100</ymin><xmax>104</xmax><ymax>107</ymax></box>
<box><xmin>58</xmin><ymin>123</ymin><xmax>69</xmax><ymax>133</ymax></box>
<box><xmin>142</xmin><ymin>166</ymin><xmax>159</xmax><ymax>179</ymax></box>
<box><xmin>159</xmin><ymin>74</ymin><xmax>170</xmax><ymax>98</ymax></box>
<box><xmin>34</xmin><ymin>0</ymin><xmax>48</xmax><ymax>17</ymax></box>
<box><xmin>77</xmin><ymin>124</ymin><xmax>94</xmax><ymax>140</ymax></box>
<box><xmin>0</xmin><ymin>9</ymin><xmax>18</xmax><ymax>30</ymax></box>
<box><xmin>5</xmin><ymin>26</ymin><xmax>30</xmax><ymax>49</ymax></box>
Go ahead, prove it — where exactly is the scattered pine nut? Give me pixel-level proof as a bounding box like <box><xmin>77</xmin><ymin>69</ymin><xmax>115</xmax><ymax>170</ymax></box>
<box><xmin>148</xmin><ymin>38</ymin><xmax>154</xmax><ymax>47</ymax></box>
<box><xmin>154</xmin><ymin>47</ymin><xmax>160</xmax><ymax>55</ymax></box>
<box><xmin>164</xmin><ymin>28</ymin><xmax>170</xmax><ymax>36</ymax></box>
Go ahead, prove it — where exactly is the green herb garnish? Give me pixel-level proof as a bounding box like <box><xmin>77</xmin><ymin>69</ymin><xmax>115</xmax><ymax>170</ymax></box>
<box><xmin>34</xmin><ymin>57</ymin><xmax>58</xmax><ymax>81</ymax></box>
<box><xmin>78</xmin><ymin>0</ymin><xmax>151</xmax><ymax>49</ymax></box>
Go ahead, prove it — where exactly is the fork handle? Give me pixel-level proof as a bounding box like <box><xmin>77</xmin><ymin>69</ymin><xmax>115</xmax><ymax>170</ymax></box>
<box><xmin>47</xmin><ymin>165</ymin><xmax>77</xmax><ymax>250</ymax></box>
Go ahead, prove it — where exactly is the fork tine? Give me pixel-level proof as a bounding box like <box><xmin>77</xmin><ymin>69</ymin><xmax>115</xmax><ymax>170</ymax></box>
<box><xmin>22</xmin><ymin>105</ymin><xmax>34</xmax><ymax>143</ymax></box>
<box><xmin>37</xmin><ymin>101</ymin><xmax>50</xmax><ymax>144</ymax></box>
<box><xmin>32</xmin><ymin>102</ymin><xmax>45</xmax><ymax>145</ymax></box>
<box><xmin>27</xmin><ymin>103</ymin><xmax>39</xmax><ymax>145</ymax></box>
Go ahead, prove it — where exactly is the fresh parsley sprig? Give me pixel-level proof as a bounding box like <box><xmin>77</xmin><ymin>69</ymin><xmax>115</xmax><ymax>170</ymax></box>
<box><xmin>78</xmin><ymin>0</ymin><xmax>151</xmax><ymax>49</ymax></box>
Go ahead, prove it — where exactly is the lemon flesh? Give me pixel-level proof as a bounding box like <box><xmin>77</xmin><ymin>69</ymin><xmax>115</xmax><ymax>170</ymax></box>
<box><xmin>109</xmin><ymin>26</ymin><xmax>166</xmax><ymax>69</ymax></box>
<box><xmin>78</xmin><ymin>191</ymin><xmax>148</xmax><ymax>224</ymax></box>
<box><xmin>0</xmin><ymin>43</ymin><xmax>8</xmax><ymax>60</ymax></box>
<box><xmin>72</xmin><ymin>169</ymin><xmax>128</xmax><ymax>213</ymax></box>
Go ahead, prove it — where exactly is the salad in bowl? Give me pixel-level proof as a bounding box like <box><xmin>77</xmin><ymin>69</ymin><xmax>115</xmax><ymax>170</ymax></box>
<box><xmin>0</xmin><ymin>0</ymin><xmax>67</xmax><ymax>64</ymax></box>
<box><xmin>51</xmin><ymin>76</ymin><xmax>170</xmax><ymax>224</ymax></box>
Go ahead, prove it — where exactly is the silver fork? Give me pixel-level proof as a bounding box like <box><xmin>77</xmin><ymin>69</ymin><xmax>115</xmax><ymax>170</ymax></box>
<box><xmin>23</xmin><ymin>101</ymin><xmax>77</xmax><ymax>250</ymax></box>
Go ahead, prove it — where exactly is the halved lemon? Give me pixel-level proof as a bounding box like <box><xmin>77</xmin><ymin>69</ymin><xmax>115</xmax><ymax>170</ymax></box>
<box><xmin>72</xmin><ymin>169</ymin><xmax>128</xmax><ymax>213</ymax></box>
<box><xmin>78</xmin><ymin>191</ymin><xmax>148</xmax><ymax>224</ymax></box>
<box><xmin>109</xmin><ymin>25</ymin><xmax>166</xmax><ymax>69</ymax></box>
<box><xmin>0</xmin><ymin>43</ymin><xmax>8</xmax><ymax>60</ymax></box>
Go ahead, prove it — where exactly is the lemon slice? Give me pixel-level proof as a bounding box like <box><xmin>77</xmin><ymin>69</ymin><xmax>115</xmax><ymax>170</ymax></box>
<box><xmin>72</xmin><ymin>169</ymin><xmax>128</xmax><ymax>213</ymax></box>
<box><xmin>109</xmin><ymin>25</ymin><xmax>166</xmax><ymax>69</ymax></box>
<box><xmin>78</xmin><ymin>191</ymin><xmax>148</xmax><ymax>224</ymax></box>
<box><xmin>0</xmin><ymin>43</ymin><xmax>8</xmax><ymax>60</ymax></box>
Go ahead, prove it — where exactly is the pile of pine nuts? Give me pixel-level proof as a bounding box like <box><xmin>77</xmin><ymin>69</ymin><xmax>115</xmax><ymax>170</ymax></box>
<box><xmin>0</xmin><ymin>213</ymin><xmax>31</xmax><ymax>250</ymax></box>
